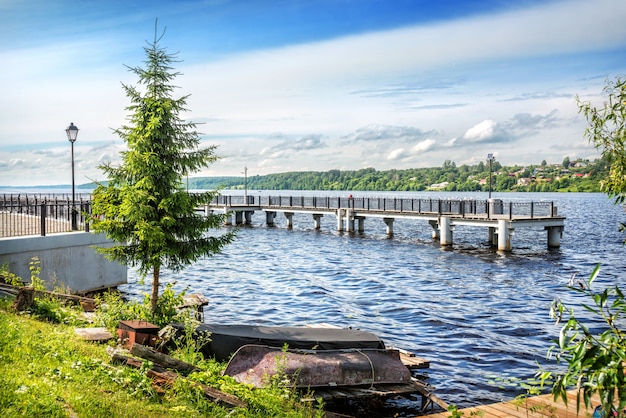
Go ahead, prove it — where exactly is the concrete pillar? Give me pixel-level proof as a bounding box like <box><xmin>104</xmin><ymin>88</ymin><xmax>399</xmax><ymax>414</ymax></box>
<box><xmin>439</xmin><ymin>216</ymin><xmax>452</xmax><ymax>246</ymax></box>
<box><xmin>235</xmin><ymin>211</ymin><xmax>243</xmax><ymax>225</ymax></box>
<box><xmin>244</xmin><ymin>211</ymin><xmax>253</xmax><ymax>225</ymax></box>
<box><xmin>312</xmin><ymin>214</ymin><xmax>323</xmax><ymax>230</ymax></box>
<box><xmin>337</xmin><ymin>209</ymin><xmax>344</xmax><ymax>232</ymax></box>
<box><xmin>497</xmin><ymin>219</ymin><xmax>512</xmax><ymax>251</ymax></box>
<box><xmin>488</xmin><ymin>227</ymin><xmax>497</xmax><ymax>247</ymax></box>
<box><xmin>356</xmin><ymin>217</ymin><xmax>365</xmax><ymax>233</ymax></box>
<box><xmin>346</xmin><ymin>209</ymin><xmax>354</xmax><ymax>232</ymax></box>
<box><xmin>266</xmin><ymin>211</ymin><xmax>276</xmax><ymax>227</ymax></box>
<box><xmin>429</xmin><ymin>220</ymin><xmax>439</xmax><ymax>240</ymax></box>
<box><xmin>546</xmin><ymin>226</ymin><xmax>563</xmax><ymax>248</ymax></box>
<box><xmin>284</xmin><ymin>212</ymin><xmax>294</xmax><ymax>229</ymax></box>
<box><xmin>383</xmin><ymin>218</ymin><xmax>394</xmax><ymax>236</ymax></box>
<box><xmin>223</xmin><ymin>211</ymin><xmax>233</xmax><ymax>226</ymax></box>
<box><xmin>204</xmin><ymin>204</ymin><xmax>210</xmax><ymax>216</ymax></box>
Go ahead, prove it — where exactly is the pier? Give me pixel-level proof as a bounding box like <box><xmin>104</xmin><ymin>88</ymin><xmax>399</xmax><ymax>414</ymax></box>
<box><xmin>206</xmin><ymin>195</ymin><xmax>565</xmax><ymax>251</ymax></box>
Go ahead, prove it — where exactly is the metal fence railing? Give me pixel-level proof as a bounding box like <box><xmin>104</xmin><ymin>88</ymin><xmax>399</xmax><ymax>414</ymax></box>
<box><xmin>209</xmin><ymin>195</ymin><xmax>558</xmax><ymax>220</ymax></box>
<box><xmin>0</xmin><ymin>196</ymin><xmax>91</xmax><ymax>238</ymax></box>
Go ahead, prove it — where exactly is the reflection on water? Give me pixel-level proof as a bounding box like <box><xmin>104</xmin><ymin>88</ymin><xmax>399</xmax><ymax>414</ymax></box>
<box><xmin>121</xmin><ymin>192</ymin><xmax>626</xmax><ymax>413</ymax></box>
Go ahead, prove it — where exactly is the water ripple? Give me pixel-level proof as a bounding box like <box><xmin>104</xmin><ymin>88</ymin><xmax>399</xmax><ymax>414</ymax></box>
<box><xmin>122</xmin><ymin>192</ymin><xmax>626</xmax><ymax>413</ymax></box>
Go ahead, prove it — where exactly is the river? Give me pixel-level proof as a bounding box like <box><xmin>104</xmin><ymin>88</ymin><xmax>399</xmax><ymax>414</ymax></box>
<box><xmin>114</xmin><ymin>191</ymin><xmax>626</xmax><ymax>416</ymax></box>
<box><xmin>114</xmin><ymin>191</ymin><xmax>624</xmax><ymax>415</ymax></box>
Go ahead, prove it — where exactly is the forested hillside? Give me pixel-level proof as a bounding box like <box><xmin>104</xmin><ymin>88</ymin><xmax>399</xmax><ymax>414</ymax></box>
<box><xmin>190</xmin><ymin>156</ymin><xmax>608</xmax><ymax>193</ymax></box>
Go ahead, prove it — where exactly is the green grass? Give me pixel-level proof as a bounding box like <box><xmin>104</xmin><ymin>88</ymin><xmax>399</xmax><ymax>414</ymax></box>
<box><xmin>0</xmin><ymin>297</ymin><xmax>323</xmax><ymax>418</ymax></box>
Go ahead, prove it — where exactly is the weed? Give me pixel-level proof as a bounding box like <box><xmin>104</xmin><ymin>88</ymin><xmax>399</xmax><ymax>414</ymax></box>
<box><xmin>0</xmin><ymin>261</ymin><xmax>24</xmax><ymax>286</ymax></box>
<box><xmin>94</xmin><ymin>282</ymin><xmax>191</xmax><ymax>331</ymax></box>
<box><xmin>28</xmin><ymin>257</ymin><xmax>45</xmax><ymax>290</ymax></box>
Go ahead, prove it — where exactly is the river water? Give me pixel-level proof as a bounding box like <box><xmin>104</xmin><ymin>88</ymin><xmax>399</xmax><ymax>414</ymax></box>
<box><xmin>117</xmin><ymin>191</ymin><xmax>625</xmax><ymax>415</ymax></box>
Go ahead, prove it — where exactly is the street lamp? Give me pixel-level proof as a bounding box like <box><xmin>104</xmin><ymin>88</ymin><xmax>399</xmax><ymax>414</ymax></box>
<box><xmin>66</xmin><ymin>123</ymin><xmax>79</xmax><ymax>230</ymax></box>
<box><xmin>487</xmin><ymin>153</ymin><xmax>495</xmax><ymax>200</ymax></box>
<box><xmin>242</xmin><ymin>166</ymin><xmax>248</xmax><ymax>204</ymax></box>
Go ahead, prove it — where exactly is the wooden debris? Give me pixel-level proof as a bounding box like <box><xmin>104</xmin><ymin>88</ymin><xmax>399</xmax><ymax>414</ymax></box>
<box><xmin>411</xmin><ymin>378</ymin><xmax>449</xmax><ymax>412</ymax></box>
<box><xmin>80</xmin><ymin>300</ymin><xmax>97</xmax><ymax>312</ymax></box>
<box><xmin>146</xmin><ymin>369</ymin><xmax>247</xmax><ymax>408</ymax></box>
<box><xmin>12</xmin><ymin>287</ymin><xmax>35</xmax><ymax>311</ymax></box>
<box><xmin>397</xmin><ymin>349</ymin><xmax>430</xmax><ymax>370</ymax></box>
<box><xmin>107</xmin><ymin>345</ymin><xmax>246</xmax><ymax>408</ymax></box>
<box><xmin>179</xmin><ymin>293</ymin><xmax>209</xmax><ymax>321</ymax></box>
<box><xmin>1</xmin><ymin>282</ymin><xmax>98</xmax><ymax>311</ymax></box>
<box><xmin>130</xmin><ymin>343</ymin><xmax>200</xmax><ymax>375</ymax></box>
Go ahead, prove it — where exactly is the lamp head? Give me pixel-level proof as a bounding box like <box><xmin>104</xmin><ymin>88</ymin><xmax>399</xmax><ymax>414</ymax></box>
<box><xmin>66</xmin><ymin>123</ymin><xmax>79</xmax><ymax>143</ymax></box>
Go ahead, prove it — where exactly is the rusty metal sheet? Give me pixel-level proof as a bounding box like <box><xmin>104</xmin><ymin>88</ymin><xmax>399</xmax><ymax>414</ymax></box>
<box><xmin>223</xmin><ymin>345</ymin><xmax>412</xmax><ymax>388</ymax></box>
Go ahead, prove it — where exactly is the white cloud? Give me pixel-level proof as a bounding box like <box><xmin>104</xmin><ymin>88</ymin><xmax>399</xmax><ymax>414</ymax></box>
<box><xmin>387</xmin><ymin>148</ymin><xmax>407</xmax><ymax>161</ymax></box>
<box><xmin>0</xmin><ymin>0</ymin><xmax>622</xmax><ymax>185</ymax></box>
<box><xmin>411</xmin><ymin>139</ymin><xmax>437</xmax><ymax>154</ymax></box>
<box><xmin>463</xmin><ymin>120</ymin><xmax>498</xmax><ymax>143</ymax></box>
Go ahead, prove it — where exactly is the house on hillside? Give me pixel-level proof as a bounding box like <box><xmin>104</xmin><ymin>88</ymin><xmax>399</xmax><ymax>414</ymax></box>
<box><xmin>429</xmin><ymin>182</ymin><xmax>449</xmax><ymax>190</ymax></box>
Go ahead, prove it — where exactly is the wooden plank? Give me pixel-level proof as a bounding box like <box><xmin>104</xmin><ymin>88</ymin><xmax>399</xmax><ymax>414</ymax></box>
<box><xmin>106</xmin><ymin>346</ymin><xmax>246</xmax><ymax>408</ymax></box>
<box><xmin>485</xmin><ymin>402</ymin><xmax>543</xmax><ymax>417</ymax></box>
<box><xmin>147</xmin><ymin>369</ymin><xmax>247</xmax><ymax>408</ymax></box>
<box><xmin>523</xmin><ymin>396</ymin><xmax>574</xmax><ymax>417</ymax></box>
<box><xmin>130</xmin><ymin>343</ymin><xmax>200</xmax><ymax>375</ymax></box>
<box><xmin>399</xmin><ymin>350</ymin><xmax>430</xmax><ymax>369</ymax></box>
<box><xmin>424</xmin><ymin>389</ymin><xmax>601</xmax><ymax>417</ymax></box>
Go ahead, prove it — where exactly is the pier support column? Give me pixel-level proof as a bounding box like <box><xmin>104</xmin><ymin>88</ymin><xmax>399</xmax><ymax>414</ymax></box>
<box><xmin>223</xmin><ymin>211</ymin><xmax>232</xmax><ymax>226</ymax></box>
<box><xmin>284</xmin><ymin>212</ymin><xmax>294</xmax><ymax>229</ymax></box>
<box><xmin>497</xmin><ymin>219</ymin><xmax>512</xmax><ymax>251</ymax></box>
<box><xmin>244</xmin><ymin>211</ymin><xmax>253</xmax><ymax>225</ymax></box>
<box><xmin>429</xmin><ymin>220</ymin><xmax>439</xmax><ymax>240</ymax></box>
<box><xmin>439</xmin><ymin>216</ymin><xmax>453</xmax><ymax>246</ymax></box>
<box><xmin>346</xmin><ymin>209</ymin><xmax>355</xmax><ymax>232</ymax></box>
<box><xmin>546</xmin><ymin>226</ymin><xmax>563</xmax><ymax>248</ymax></box>
<box><xmin>337</xmin><ymin>209</ymin><xmax>344</xmax><ymax>232</ymax></box>
<box><xmin>488</xmin><ymin>227</ymin><xmax>497</xmax><ymax>247</ymax></box>
<box><xmin>266</xmin><ymin>211</ymin><xmax>276</xmax><ymax>227</ymax></box>
<box><xmin>234</xmin><ymin>211</ymin><xmax>243</xmax><ymax>225</ymax></box>
<box><xmin>383</xmin><ymin>218</ymin><xmax>394</xmax><ymax>237</ymax></box>
<box><xmin>356</xmin><ymin>217</ymin><xmax>365</xmax><ymax>233</ymax></box>
<box><xmin>312</xmin><ymin>214</ymin><xmax>323</xmax><ymax>230</ymax></box>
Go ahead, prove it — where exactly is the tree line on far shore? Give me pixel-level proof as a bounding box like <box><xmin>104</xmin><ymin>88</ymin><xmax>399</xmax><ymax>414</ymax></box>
<box><xmin>188</xmin><ymin>155</ymin><xmax>609</xmax><ymax>193</ymax></box>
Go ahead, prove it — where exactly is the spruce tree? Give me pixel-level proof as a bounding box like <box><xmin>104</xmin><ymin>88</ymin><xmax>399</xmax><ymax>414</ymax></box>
<box><xmin>90</xmin><ymin>27</ymin><xmax>235</xmax><ymax>314</ymax></box>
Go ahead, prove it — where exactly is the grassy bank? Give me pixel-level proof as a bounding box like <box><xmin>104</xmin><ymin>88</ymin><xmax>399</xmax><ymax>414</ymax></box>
<box><xmin>0</xmin><ymin>296</ymin><xmax>323</xmax><ymax>418</ymax></box>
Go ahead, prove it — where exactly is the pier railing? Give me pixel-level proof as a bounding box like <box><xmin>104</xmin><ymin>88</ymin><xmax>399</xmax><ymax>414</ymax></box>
<box><xmin>0</xmin><ymin>193</ymin><xmax>560</xmax><ymax>238</ymax></box>
<box><xmin>211</xmin><ymin>195</ymin><xmax>558</xmax><ymax>220</ymax></box>
<box><xmin>0</xmin><ymin>195</ymin><xmax>91</xmax><ymax>238</ymax></box>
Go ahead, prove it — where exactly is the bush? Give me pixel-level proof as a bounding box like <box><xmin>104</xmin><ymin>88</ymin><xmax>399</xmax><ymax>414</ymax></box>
<box><xmin>539</xmin><ymin>264</ymin><xmax>626</xmax><ymax>416</ymax></box>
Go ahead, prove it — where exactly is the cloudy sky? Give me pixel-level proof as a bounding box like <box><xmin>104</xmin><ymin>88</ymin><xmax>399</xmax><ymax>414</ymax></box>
<box><xmin>1</xmin><ymin>0</ymin><xmax>625</xmax><ymax>186</ymax></box>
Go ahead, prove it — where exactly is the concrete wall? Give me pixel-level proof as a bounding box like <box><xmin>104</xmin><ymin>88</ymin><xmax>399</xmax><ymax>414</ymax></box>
<box><xmin>0</xmin><ymin>232</ymin><xmax>127</xmax><ymax>293</ymax></box>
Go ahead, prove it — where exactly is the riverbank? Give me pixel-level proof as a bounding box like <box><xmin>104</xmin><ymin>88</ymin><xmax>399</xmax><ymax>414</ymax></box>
<box><xmin>0</xmin><ymin>297</ymin><xmax>324</xmax><ymax>418</ymax></box>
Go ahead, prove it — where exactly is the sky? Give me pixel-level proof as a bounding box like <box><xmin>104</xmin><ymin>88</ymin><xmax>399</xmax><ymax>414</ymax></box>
<box><xmin>1</xmin><ymin>0</ymin><xmax>625</xmax><ymax>186</ymax></box>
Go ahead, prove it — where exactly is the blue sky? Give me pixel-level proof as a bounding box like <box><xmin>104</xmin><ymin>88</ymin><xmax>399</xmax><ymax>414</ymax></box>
<box><xmin>1</xmin><ymin>0</ymin><xmax>625</xmax><ymax>186</ymax></box>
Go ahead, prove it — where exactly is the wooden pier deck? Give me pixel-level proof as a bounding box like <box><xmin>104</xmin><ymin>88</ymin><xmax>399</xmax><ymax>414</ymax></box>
<box><xmin>426</xmin><ymin>390</ymin><xmax>602</xmax><ymax>417</ymax></box>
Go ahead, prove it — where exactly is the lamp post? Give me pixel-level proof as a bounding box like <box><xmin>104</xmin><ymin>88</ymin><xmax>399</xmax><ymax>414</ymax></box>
<box><xmin>242</xmin><ymin>166</ymin><xmax>248</xmax><ymax>204</ymax></box>
<box><xmin>66</xmin><ymin>123</ymin><xmax>79</xmax><ymax>230</ymax></box>
<box><xmin>487</xmin><ymin>153</ymin><xmax>495</xmax><ymax>200</ymax></box>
